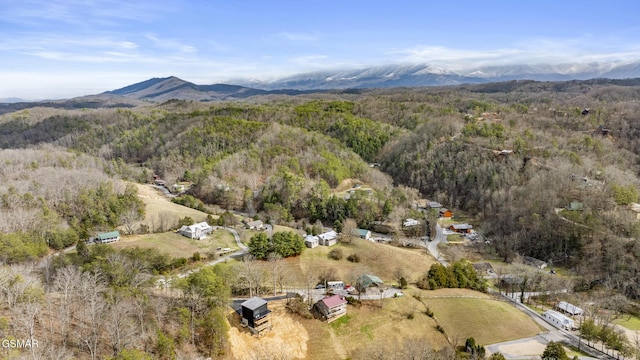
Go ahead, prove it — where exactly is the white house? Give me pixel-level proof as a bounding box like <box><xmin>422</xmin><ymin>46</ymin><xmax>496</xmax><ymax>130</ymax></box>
<box><xmin>245</xmin><ymin>220</ymin><xmax>264</xmax><ymax>230</ymax></box>
<box><xmin>557</xmin><ymin>301</ymin><xmax>584</xmax><ymax>316</ymax></box>
<box><xmin>543</xmin><ymin>310</ymin><xmax>575</xmax><ymax>330</ymax></box>
<box><xmin>178</xmin><ymin>222</ymin><xmax>213</xmax><ymax>240</ymax></box>
<box><xmin>304</xmin><ymin>235</ymin><xmax>319</xmax><ymax>248</ymax></box>
<box><xmin>403</xmin><ymin>218</ymin><xmax>420</xmax><ymax>227</ymax></box>
<box><xmin>318</xmin><ymin>231</ymin><xmax>338</xmax><ymax>246</ymax></box>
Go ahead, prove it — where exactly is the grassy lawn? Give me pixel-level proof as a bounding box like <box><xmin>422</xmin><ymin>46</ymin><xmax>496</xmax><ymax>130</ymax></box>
<box><xmin>325</xmin><ymin>295</ymin><xmax>449</xmax><ymax>354</ymax></box>
<box><xmin>111</xmin><ymin>229</ymin><xmax>237</xmax><ymax>259</ymax></box>
<box><xmin>613</xmin><ymin>315</ymin><xmax>640</xmax><ymax>330</ymax></box>
<box><xmin>424</xmin><ymin>295</ymin><xmax>544</xmax><ymax>345</ymax></box>
<box><xmin>298</xmin><ymin>238</ymin><xmax>436</xmax><ymax>286</ymax></box>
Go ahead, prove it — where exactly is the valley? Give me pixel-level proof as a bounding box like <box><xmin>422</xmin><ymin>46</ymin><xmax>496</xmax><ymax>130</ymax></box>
<box><xmin>0</xmin><ymin>78</ymin><xmax>640</xmax><ymax>359</ymax></box>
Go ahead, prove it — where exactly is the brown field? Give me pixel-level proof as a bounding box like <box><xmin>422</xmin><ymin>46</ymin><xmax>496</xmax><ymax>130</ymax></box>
<box><xmin>296</xmin><ymin>238</ymin><xmax>436</xmax><ymax>286</ymax></box>
<box><xmin>225</xmin><ymin>288</ymin><xmax>542</xmax><ymax>359</ymax></box>
<box><xmin>111</xmin><ymin>229</ymin><xmax>237</xmax><ymax>259</ymax></box>
<box><xmin>133</xmin><ymin>183</ymin><xmax>213</xmax><ymax>231</ymax></box>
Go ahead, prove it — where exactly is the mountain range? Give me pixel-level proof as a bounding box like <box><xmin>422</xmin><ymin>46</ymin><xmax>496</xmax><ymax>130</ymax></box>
<box><xmin>234</xmin><ymin>61</ymin><xmax>640</xmax><ymax>90</ymax></box>
<box><xmin>104</xmin><ymin>61</ymin><xmax>640</xmax><ymax>102</ymax></box>
<box><xmin>4</xmin><ymin>61</ymin><xmax>640</xmax><ymax>104</ymax></box>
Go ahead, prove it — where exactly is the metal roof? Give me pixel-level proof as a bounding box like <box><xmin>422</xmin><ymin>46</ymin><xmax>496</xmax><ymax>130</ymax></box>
<box><xmin>97</xmin><ymin>231</ymin><xmax>120</xmax><ymax>240</ymax></box>
<box><xmin>241</xmin><ymin>297</ymin><xmax>267</xmax><ymax>310</ymax></box>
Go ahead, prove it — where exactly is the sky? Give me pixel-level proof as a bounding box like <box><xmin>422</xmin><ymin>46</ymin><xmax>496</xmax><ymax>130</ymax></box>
<box><xmin>1</xmin><ymin>0</ymin><xmax>640</xmax><ymax>99</ymax></box>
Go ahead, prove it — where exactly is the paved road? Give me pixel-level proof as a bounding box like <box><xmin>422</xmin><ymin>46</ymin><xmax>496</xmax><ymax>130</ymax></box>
<box><xmin>489</xmin><ymin>290</ymin><xmax>613</xmax><ymax>360</ymax></box>
<box><xmin>427</xmin><ymin>223</ymin><xmax>449</xmax><ymax>266</ymax></box>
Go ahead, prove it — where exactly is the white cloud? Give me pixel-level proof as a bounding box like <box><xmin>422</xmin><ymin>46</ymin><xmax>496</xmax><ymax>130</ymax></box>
<box><xmin>276</xmin><ymin>31</ymin><xmax>320</xmax><ymax>42</ymax></box>
<box><xmin>392</xmin><ymin>38</ymin><xmax>640</xmax><ymax>70</ymax></box>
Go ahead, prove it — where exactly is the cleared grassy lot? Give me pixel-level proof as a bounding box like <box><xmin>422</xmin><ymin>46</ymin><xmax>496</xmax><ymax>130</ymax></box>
<box><xmin>297</xmin><ymin>237</ymin><xmax>436</xmax><ymax>285</ymax></box>
<box><xmin>425</xmin><ymin>295</ymin><xmax>544</xmax><ymax>345</ymax></box>
<box><xmin>613</xmin><ymin>315</ymin><xmax>640</xmax><ymax>330</ymax></box>
<box><xmin>111</xmin><ymin>229</ymin><xmax>237</xmax><ymax>259</ymax></box>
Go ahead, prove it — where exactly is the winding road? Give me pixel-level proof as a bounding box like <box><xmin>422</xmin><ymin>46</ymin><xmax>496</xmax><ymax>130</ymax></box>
<box><xmin>427</xmin><ymin>223</ymin><xmax>449</xmax><ymax>266</ymax></box>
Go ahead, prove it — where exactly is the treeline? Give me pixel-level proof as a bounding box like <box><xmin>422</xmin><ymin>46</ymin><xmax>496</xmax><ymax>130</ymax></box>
<box><xmin>0</xmin><ymin>243</ymin><xmax>232</xmax><ymax>359</ymax></box>
<box><xmin>417</xmin><ymin>261</ymin><xmax>486</xmax><ymax>292</ymax></box>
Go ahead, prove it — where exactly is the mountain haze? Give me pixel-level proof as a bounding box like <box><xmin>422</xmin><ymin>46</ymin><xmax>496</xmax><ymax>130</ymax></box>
<box><xmin>232</xmin><ymin>61</ymin><xmax>640</xmax><ymax>90</ymax></box>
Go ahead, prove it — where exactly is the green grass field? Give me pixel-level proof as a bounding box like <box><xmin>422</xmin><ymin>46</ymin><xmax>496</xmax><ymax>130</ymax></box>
<box><xmin>111</xmin><ymin>229</ymin><xmax>237</xmax><ymax>259</ymax></box>
<box><xmin>613</xmin><ymin>315</ymin><xmax>640</xmax><ymax>330</ymax></box>
<box><xmin>425</xmin><ymin>296</ymin><xmax>544</xmax><ymax>345</ymax></box>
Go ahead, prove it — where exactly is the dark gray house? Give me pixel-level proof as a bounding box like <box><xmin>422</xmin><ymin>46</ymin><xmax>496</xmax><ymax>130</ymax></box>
<box><xmin>240</xmin><ymin>297</ymin><xmax>272</xmax><ymax>335</ymax></box>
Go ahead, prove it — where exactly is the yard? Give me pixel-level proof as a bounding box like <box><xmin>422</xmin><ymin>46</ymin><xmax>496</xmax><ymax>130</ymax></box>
<box><xmin>424</xmin><ymin>293</ymin><xmax>544</xmax><ymax>346</ymax></box>
<box><xmin>297</xmin><ymin>237</ymin><xmax>437</xmax><ymax>286</ymax></box>
<box><xmin>613</xmin><ymin>315</ymin><xmax>640</xmax><ymax>330</ymax></box>
<box><xmin>111</xmin><ymin>229</ymin><xmax>238</xmax><ymax>259</ymax></box>
<box><xmin>133</xmin><ymin>183</ymin><xmax>213</xmax><ymax>232</ymax></box>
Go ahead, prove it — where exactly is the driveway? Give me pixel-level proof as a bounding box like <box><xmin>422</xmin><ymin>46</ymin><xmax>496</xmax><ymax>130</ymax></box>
<box><xmin>427</xmin><ymin>223</ymin><xmax>449</xmax><ymax>266</ymax></box>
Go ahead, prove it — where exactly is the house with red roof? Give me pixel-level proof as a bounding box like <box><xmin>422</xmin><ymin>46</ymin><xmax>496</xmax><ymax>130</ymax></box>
<box><xmin>315</xmin><ymin>294</ymin><xmax>347</xmax><ymax>323</ymax></box>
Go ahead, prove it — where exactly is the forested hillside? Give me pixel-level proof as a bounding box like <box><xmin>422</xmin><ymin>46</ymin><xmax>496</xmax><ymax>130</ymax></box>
<box><xmin>2</xmin><ymin>79</ymin><xmax>640</xmax><ymax>358</ymax></box>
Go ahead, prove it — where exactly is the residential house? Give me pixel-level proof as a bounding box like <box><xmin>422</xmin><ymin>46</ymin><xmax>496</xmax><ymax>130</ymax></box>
<box><xmin>240</xmin><ymin>297</ymin><xmax>272</xmax><ymax>335</ymax></box>
<box><xmin>315</xmin><ymin>294</ymin><xmax>348</xmax><ymax>323</ymax></box>
<box><xmin>96</xmin><ymin>231</ymin><xmax>120</xmax><ymax>244</ymax></box>
<box><xmin>449</xmin><ymin>224</ymin><xmax>473</xmax><ymax>233</ymax></box>
<box><xmin>352</xmin><ymin>228</ymin><xmax>372</xmax><ymax>240</ymax></box>
<box><xmin>244</xmin><ymin>219</ymin><xmax>264</xmax><ymax>230</ymax></box>
<box><xmin>524</xmin><ymin>256</ymin><xmax>548</xmax><ymax>269</ymax></box>
<box><xmin>427</xmin><ymin>201</ymin><xmax>443</xmax><ymax>209</ymax></box>
<box><xmin>403</xmin><ymin>218</ymin><xmax>420</xmax><ymax>227</ymax></box>
<box><xmin>304</xmin><ymin>235</ymin><xmax>319</xmax><ymax>248</ymax></box>
<box><xmin>318</xmin><ymin>231</ymin><xmax>338</xmax><ymax>246</ymax></box>
<box><xmin>439</xmin><ymin>208</ymin><xmax>453</xmax><ymax>219</ymax></box>
<box><xmin>178</xmin><ymin>222</ymin><xmax>213</xmax><ymax>240</ymax></box>
<box><xmin>356</xmin><ymin>274</ymin><xmax>385</xmax><ymax>294</ymax></box>
<box><xmin>557</xmin><ymin>301</ymin><xmax>584</xmax><ymax>316</ymax></box>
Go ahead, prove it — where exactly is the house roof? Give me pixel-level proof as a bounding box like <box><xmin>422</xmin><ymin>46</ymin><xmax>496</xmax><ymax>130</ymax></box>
<box><xmin>305</xmin><ymin>235</ymin><xmax>319</xmax><ymax>242</ymax></box>
<box><xmin>241</xmin><ymin>297</ymin><xmax>267</xmax><ymax>310</ymax></box>
<box><xmin>427</xmin><ymin>201</ymin><xmax>442</xmax><ymax>208</ymax></box>
<box><xmin>557</xmin><ymin>301</ymin><xmax>583</xmax><ymax>315</ymax></box>
<box><xmin>97</xmin><ymin>231</ymin><xmax>120</xmax><ymax>240</ymax></box>
<box><xmin>351</xmin><ymin>229</ymin><xmax>370</xmax><ymax>237</ymax></box>
<box><xmin>181</xmin><ymin>222</ymin><xmax>211</xmax><ymax>233</ymax></box>
<box><xmin>630</xmin><ymin>203</ymin><xmax>640</xmax><ymax>213</ymax></box>
<box><xmin>318</xmin><ymin>231</ymin><xmax>337</xmax><ymax>240</ymax></box>
<box><xmin>451</xmin><ymin>224</ymin><xmax>473</xmax><ymax>230</ymax></box>
<box><xmin>357</xmin><ymin>274</ymin><xmax>384</xmax><ymax>288</ymax></box>
<box><xmin>247</xmin><ymin>220</ymin><xmax>263</xmax><ymax>227</ymax></box>
<box><xmin>321</xmin><ymin>294</ymin><xmax>347</xmax><ymax>308</ymax></box>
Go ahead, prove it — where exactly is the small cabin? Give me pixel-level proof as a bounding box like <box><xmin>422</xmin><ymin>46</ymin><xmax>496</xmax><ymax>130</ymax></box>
<box><xmin>240</xmin><ymin>297</ymin><xmax>272</xmax><ymax>335</ymax></box>
<box><xmin>439</xmin><ymin>208</ymin><xmax>453</xmax><ymax>219</ymax></box>
<box><xmin>96</xmin><ymin>231</ymin><xmax>120</xmax><ymax>244</ymax></box>
<box><xmin>449</xmin><ymin>224</ymin><xmax>473</xmax><ymax>233</ymax></box>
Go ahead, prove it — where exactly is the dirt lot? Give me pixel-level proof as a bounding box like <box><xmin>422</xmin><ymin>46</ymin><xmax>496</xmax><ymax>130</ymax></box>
<box><xmin>226</xmin><ymin>301</ymin><xmax>309</xmax><ymax>360</ymax></box>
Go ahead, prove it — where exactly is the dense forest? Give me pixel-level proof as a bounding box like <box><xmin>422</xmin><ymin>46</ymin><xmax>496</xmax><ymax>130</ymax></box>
<box><xmin>1</xmin><ymin>79</ymin><xmax>640</xmax><ymax>357</ymax></box>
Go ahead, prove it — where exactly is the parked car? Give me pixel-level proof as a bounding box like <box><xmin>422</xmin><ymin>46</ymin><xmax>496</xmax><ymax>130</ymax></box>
<box><xmin>315</xmin><ymin>284</ymin><xmax>325</xmax><ymax>289</ymax></box>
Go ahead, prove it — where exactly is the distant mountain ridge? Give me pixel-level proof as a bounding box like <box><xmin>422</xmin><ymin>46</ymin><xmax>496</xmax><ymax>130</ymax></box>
<box><xmin>230</xmin><ymin>61</ymin><xmax>640</xmax><ymax>90</ymax></box>
<box><xmin>104</xmin><ymin>76</ymin><xmax>322</xmax><ymax>102</ymax></box>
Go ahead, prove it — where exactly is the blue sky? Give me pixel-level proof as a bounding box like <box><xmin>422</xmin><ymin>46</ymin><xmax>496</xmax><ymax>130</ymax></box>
<box><xmin>1</xmin><ymin>0</ymin><xmax>639</xmax><ymax>99</ymax></box>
